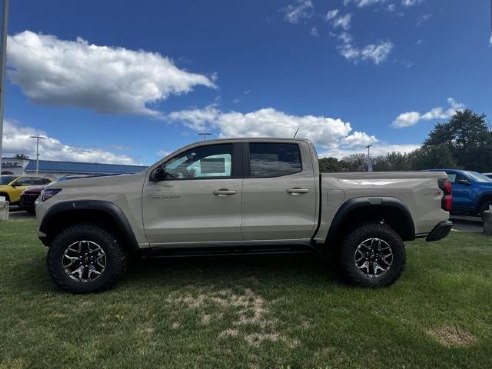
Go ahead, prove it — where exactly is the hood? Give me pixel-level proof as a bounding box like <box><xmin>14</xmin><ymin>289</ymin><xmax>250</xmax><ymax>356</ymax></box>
<box><xmin>23</xmin><ymin>186</ymin><xmax>45</xmax><ymax>194</ymax></box>
<box><xmin>47</xmin><ymin>171</ymin><xmax>147</xmax><ymax>190</ymax></box>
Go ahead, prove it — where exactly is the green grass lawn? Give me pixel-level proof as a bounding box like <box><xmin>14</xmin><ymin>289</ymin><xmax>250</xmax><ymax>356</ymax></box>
<box><xmin>0</xmin><ymin>218</ymin><xmax>491</xmax><ymax>369</ymax></box>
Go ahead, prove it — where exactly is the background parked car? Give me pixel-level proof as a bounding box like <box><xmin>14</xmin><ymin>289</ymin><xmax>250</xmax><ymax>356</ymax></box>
<box><xmin>19</xmin><ymin>175</ymin><xmax>105</xmax><ymax>214</ymax></box>
<box><xmin>429</xmin><ymin>169</ymin><xmax>492</xmax><ymax>216</ymax></box>
<box><xmin>0</xmin><ymin>175</ymin><xmax>52</xmax><ymax>205</ymax></box>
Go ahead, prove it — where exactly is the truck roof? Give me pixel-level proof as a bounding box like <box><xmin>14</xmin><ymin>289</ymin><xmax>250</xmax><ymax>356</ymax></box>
<box><xmin>186</xmin><ymin>137</ymin><xmax>313</xmax><ymax>145</ymax></box>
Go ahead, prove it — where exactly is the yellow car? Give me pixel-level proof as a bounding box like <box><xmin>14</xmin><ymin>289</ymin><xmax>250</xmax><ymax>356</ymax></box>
<box><xmin>0</xmin><ymin>175</ymin><xmax>52</xmax><ymax>205</ymax></box>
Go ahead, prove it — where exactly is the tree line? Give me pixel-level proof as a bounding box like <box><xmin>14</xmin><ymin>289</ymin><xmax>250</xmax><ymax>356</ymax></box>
<box><xmin>319</xmin><ymin>109</ymin><xmax>492</xmax><ymax>173</ymax></box>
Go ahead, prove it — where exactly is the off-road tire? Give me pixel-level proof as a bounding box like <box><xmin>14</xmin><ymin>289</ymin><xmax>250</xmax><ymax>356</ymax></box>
<box><xmin>47</xmin><ymin>224</ymin><xmax>126</xmax><ymax>293</ymax></box>
<box><xmin>339</xmin><ymin>223</ymin><xmax>406</xmax><ymax>287</ymax></box>
<box><xmin>479</xmin><ymin>201</ymin><xmax>492</xmax><ymax>219</ymax></box>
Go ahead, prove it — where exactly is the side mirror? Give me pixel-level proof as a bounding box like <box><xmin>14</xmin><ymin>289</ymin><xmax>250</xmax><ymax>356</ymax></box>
<box><xmin>150</xmin><ymin>167</ymin><xmax>177</xmax><ymax>182</ymax></box>
<box><xmin>149</xmin><ymin>167</ymin><xmax>166</xmax><ymax>182</ymax></box>
<box><xmin>457</xmin><ymin>178</ymin><xmax>471</xmax><ymax>185</ymax></box>
<box><xmin>10</xmin><ymin>183</ymin><xmax>17</xmax><ymax>187</ymax></box>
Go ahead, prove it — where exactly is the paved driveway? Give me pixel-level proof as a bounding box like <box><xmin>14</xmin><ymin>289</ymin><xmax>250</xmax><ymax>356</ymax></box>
<box><xmin>450</xmin><ymin>216</ymin><xmax>483</xmax><ymax>233</ymax></box>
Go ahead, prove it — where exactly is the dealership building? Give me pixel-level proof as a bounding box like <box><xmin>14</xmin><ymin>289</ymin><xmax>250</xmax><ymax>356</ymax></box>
<box><xmin>1</xmin><ymin>157</ymin><xmax>147</xmax><ymax>178</ymax></box>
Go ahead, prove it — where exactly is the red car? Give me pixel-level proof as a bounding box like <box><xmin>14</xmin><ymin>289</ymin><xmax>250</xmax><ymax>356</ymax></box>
<box><xmin>20</xmin><ymin>175</ymin><xmax>100</xmax><ymax>214</ymax></box>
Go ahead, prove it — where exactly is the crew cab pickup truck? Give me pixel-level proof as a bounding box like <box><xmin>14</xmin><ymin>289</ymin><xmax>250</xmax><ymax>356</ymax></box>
<box><xmin>36</xmin><ymin>138</ymin><xmax>452</xmax><ymax>293</ymax></box>
<box><xmin>429</xmin><ymin>169</ymin><xmax>492</xmax><ymax>217</ymax></box>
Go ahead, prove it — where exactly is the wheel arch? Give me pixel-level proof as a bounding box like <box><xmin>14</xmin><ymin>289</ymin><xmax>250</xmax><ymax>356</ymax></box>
<box><xmin>325</xmin><ymin>197</ymin><xmax>415</xmax><ymax>245</ymax></box>
<box><xmin>477</xmin><ymin>193</ymin><xmax>492</xmax><ymax>213</ymax></box>
<box><xmin>39</xmin><ymin>200</ymin><xmax>139</xmax><ymax>252</ymax></box>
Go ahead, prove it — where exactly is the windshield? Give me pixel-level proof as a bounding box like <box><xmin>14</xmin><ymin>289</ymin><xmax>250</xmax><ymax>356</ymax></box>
<box><xmin>0</xmin><ymin>176</ymin><xmax>16</xmax><ymax>185</ymax></box>
<box><xmin>465</xmin><ymin>171</ymin><xmax>492</xmax><ymax>183</ymax></box>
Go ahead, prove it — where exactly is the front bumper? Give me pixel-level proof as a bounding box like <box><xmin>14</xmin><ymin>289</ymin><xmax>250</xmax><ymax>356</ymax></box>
<box><xmin>426</xmin><ymin>221</ymin><xmax>453</xmax><ymax>242</ymax></box>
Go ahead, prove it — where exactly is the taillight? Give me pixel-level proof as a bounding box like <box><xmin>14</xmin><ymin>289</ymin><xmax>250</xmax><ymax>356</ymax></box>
<box><xmin>438</xmin><ymin>179</ymin><xmax>452</xmax><ymax>211</ymax></box>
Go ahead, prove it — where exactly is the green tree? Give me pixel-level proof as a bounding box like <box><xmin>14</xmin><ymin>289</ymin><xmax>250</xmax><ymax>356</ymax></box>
<box><xmin>339</xmin><ymin>153</ymin><xmax>367</xmax><ymax>172</ymax></box>
<box><xmin>373</xmin><ymin>152</ymin><xmax>412</xmax><ymax>171</ymax></box>
<box><xmin>14</xmin><ymin>154</ymin><xmax>29</xmax><ymax>160</ymax></box>
<box><xmin>319</xmin><ymin>157</ymin><xmax>341</xmax><ymax>172</ymax></box>
<box><xmin>409</xmin><ymin>145</ymin><xmax>457</xmax><ymax>170</ymax></box>
<box><xmin>423</xmin><ymin>109</ymin><xmax>491</xmax><ymax>171</ymax></box>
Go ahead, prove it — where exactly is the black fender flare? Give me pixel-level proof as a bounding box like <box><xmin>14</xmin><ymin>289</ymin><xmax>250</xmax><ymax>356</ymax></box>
<box><xmin>325</xmin><ymin>197</ymin><xmax>415</xmax><ymax>242</ymax></box>
<box><xmin>39</xmin><ymin>200</ymin><xmax>139</xmax><ymax>251</ymax></box>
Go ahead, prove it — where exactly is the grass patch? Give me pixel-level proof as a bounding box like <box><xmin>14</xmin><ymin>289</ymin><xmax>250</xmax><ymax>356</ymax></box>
<box><xmin>0</xmin><ymin>218</ymin><xmax>491</xmax><ymax>369</ymax></box>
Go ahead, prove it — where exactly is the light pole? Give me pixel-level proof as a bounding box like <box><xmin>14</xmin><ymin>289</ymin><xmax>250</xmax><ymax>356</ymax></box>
<box><xmin>198</xmin><ymin>132</ymin><xmax>211</xmax><ymax>141</ymax></box>
<box><xmin>0</xmin><ymin>0</ymin><xmax>9</xmax><ymax>176</ymax></box>
<box><xmin>30</xmin><ymin>135</ymin><xmax>45</xmax><ymax>175</ymax></box>
<box><xmin>366</xmin><ymin>144</ymin><xmax>373</xmax><ymax>172</ymax></box>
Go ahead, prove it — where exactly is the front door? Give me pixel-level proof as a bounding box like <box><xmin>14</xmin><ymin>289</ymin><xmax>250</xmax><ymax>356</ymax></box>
<box><xmin>447</xmin><ymin>172</ymin><xmax>473</xmax><ymax>212</ymax></box>
<box><xmin>143</xmin><ymin>143</ymin><xmax>243</xmax><ymax>244</ymax></box>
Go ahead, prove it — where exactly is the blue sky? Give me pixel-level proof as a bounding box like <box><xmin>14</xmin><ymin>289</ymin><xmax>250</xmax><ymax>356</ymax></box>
<box><xmin>2</xmin><ymin>0</ymin><xmax>492</xmax><ymax>165</ymax></box>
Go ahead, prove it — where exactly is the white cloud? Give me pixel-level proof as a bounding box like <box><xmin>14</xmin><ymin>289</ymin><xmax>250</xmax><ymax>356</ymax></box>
<box><xmin>157</xmin><ymin>150</ymin><xmax>171</xmax><ymax>158</ymax></box>
<box><xmin>360</xmin><ymin>41</ymin><xmax>394</xmax><ymax>64</ymax></box>
<box><xmin>325</xmin><ymin>10</ymin><xmax>352</xmax><ymax>31</ymax></box>
<box><xmin>489</xmin><ymin>34</ymin><xmax>492</xmax><ymax>45</ymax></box>
<box><xmin>7</xmin><ymin>31</ymin><xmax>216</xmax><ymax>118</ymax></box>
<box><xmin>283</xmin><ymin>0</ymin><xmax>314</xmax><ymax>24</ymax></box>
<box><xmin>416</xmin><ymin>13</ymin><xmax>432</xmax><ymax>25</ymax></box>
<box><xmin>333</xmin><ymin>14</ymin><xmax>352</xmax><ymax>30</ymax></box>
<box><xmin>168</xmin><ymin>106</ymin><xmax>386</xmax><ymax>152</ymax></box>
<box><xmin>338</xmin><ymin>41</ymin><xmax>393</xmax><ymax>64</ymax></box>
<box><xmin>337</xmin><ymin>32</ymin><xmax>354</xmax><ymax>44</ymax></box>
<box><xmin>342</xmin><ymin>131</ymin><xmax>377</xmax><ymax>147</ymax></box>
<box><xmin>2</xmin><ymin>120</ymin><xmax>137</xmax><ymax>164</ymax></box>
<box><xmin>310</xmin><ymin>26</ymin><xmax>319</xmax><ymax>37</ymax></box>
<box><xmin>325</xmin><ymin>9</ymin><xmax>339</xmax><ymax>21</ymax></box>
<box><xmin>392</xmin><ymin>98</ymin><xmax>465</xmax><ymax>128</ymax></box>
<box><xmin>320</xmin><ymin>143</ymin><xmax>419</xmax><ymax>159</ymax></box>
<box><xmin>344</xmin><ymin>0</ymin><xmax>387</xmax><ymax>7</ymax></box>
<box><xmin>402</xmin><ymin>0</ymin><xmax>422</xmax><ymax>6</ymax></box>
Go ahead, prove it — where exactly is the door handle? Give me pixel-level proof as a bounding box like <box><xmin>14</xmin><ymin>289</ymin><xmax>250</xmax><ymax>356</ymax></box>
<box><xmin>213</xmin><ymin>189</ymin><xmax>238</xmax><ymax>197</ymax></box>
<box><xmin>287</xmin><ymin>188</ymin><xmax>310</xmax><ymax>195</ymax></box>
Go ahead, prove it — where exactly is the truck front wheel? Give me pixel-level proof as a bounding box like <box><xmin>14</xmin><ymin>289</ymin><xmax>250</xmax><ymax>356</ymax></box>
<box><xmin>47</xmin><ymin>224</ymin><xmax>126</xmax><ymax>293</ymax></box>
<box><xmin>339</xmin><ymin>223</ymin><xmax>406</xmax><ymax>287</ymax></box>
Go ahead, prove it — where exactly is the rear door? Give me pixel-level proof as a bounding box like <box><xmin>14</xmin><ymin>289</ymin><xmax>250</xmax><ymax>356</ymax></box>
<box><xmin>142</xmin><ymin>143</ymin><xmax>244</xmax><ymax>244</ymax></box>
<box><xmin>241</xmin><ymin>142</ymin><xmax>317</xmax><ymax>241</ymax></box>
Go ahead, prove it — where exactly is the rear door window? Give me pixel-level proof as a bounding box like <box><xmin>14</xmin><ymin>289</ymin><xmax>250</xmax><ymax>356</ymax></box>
<box><xmin>249</xmin><ymin>143</ymin><xmax>302</xmax><ymax>178</ymax></box>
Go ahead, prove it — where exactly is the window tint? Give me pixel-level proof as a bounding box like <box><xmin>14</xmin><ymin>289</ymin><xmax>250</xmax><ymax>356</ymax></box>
<box><xmin>447</xmin><ymin>173</ymin><xmax>456</xmax><ymax>183</ymax></box>
<box><xmin>164</xmin><ymin>144</ymin><xmax>233</xmax><ymax>179</ymax></box>
<box><xmin>32</xmin><ymin>177</ymin><xmax>49</xmax><ymax>185</ymax></box>
<box><xmin>14</xmin><ymin>177</ymin><xmax>32</xmax><ymax>186</ymax></box>
<box><xmin>249</xmin><ymin>143</ymin><xmax>302</xmax><ymax>178</ymax></box>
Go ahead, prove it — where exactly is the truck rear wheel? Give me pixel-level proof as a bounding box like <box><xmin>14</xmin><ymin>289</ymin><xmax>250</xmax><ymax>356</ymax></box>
<box><xmin>47</xmin><ymin>224</ymin><xmax>126</xmax><ymax>293</ymax></box>
<box><xmin>339</xmin><ymin>223</ymin><xmax>406</xmax><ymax>287</ymax></box>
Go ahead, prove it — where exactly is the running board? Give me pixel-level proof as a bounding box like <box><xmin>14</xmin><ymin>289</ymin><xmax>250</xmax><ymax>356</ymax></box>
<box><xmin>141</xmin><ymin>244</ymin><xmax>317</xmax><ymax>259</ymax></box>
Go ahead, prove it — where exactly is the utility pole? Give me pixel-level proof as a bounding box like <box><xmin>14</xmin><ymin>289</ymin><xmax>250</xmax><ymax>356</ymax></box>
<box><xmin>0</xmin><ymin>0</ymin><xmax>9</xmax><ymax>176</ymax></box>
<box><xmin>30</xmin><ymin>135</ymin><xmax>45</xmax><ymax>175</ymax></box>
<box><xmin>198</xmin><ymin>132</ymin><xmax>211</xmax><ymax>141</ymax></box>
<box><xmin>366</xmin><ymin>144</ymin><xmax>373</xmax><ymax>172</ymax></box>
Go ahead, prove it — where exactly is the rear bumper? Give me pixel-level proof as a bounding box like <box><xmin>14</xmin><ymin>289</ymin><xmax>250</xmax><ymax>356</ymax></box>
<box><xmin>426</xmin><ymin>221</ymin><xmax>452</xmax><ymax>242</ymax></box>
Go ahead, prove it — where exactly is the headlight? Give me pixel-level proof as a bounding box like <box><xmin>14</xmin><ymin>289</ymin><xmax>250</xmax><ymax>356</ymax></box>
<box><xmin>40</xmin><ymin>188</ymin><xmax>62</xmax><ymax>202</ymax></box>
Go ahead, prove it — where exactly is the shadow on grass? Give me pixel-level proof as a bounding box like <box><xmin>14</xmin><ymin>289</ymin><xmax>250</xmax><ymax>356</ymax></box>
<box><xmin>10</xmin><ymin>251</ymin><xmax>343</xmax><ymax>295</ymax></box>
<box><xmin>127</xmin><ymin>252</ymin><xmax>341</xmax><ymax>287</ymax></box>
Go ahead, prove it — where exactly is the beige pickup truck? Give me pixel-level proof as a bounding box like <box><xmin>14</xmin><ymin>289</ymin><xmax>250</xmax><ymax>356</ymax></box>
<box><xmin>35</xmin><ymin>138</ymin><xmax>452</xmax><ymax>293</ymax></box>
